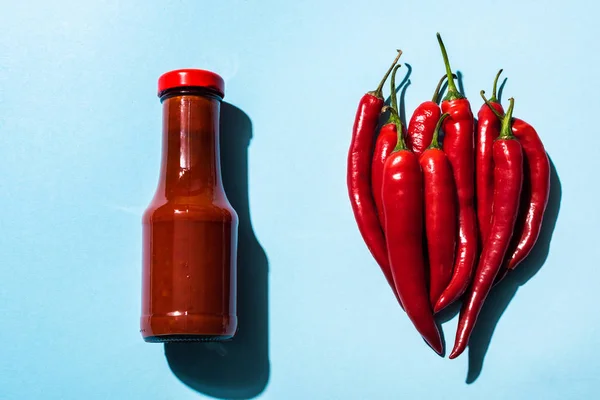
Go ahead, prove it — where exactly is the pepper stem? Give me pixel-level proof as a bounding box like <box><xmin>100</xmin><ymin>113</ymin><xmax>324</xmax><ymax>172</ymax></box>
<box><xmin>428</xmin><ymin>113</ymin><xmax>450</xmax><ymax>149</ymax></box>
<box><xmin>480</xmin><ymin>90</ymin><xmax>504</xmax><ymax>120</ymax></box>
<box><xmin>391</xmin><ymin>108</ymin><xmax>406</xmax><ymax>151</ymax></box>
<box><xmin>390</xmin><ymin>65</ymin><xmax>401</xmax><ymax>115</ymax></box>
<box><xmin>431</xmin><ymin>74</ymin><xmax>458</xmax><ymax>104</ymax></box>
<box><xmin>498</xmin><ymin>97</ymin><xmax>515</xmax><ymax>139</ymax></box>
<box><xmin>432</xmin><ymin>74</ymin><xmax>447</xmax><ymax>103</ymax></box>
<box><xmin>369</xmin><ymin>50</ymin><xmax>403</xmax><ymax>99</ymax></box>
<box><xmin>389</xmin><ymin>65</ymin><xmax>405</xmax><ymax>151</ymax></box>
<box><xmin>436</xmin><ymin>33</ymin><xmax>463</xmax><ymax>101</ymax></box>
<box><xmin>431</xmin><ymin>73</ymin><xmax>457</xmax><ymax>103</ymax></box>
<box><xmin>490</xmin><ymin>69</ymin><xmax>503</xmax><ymax>102</ymax></box>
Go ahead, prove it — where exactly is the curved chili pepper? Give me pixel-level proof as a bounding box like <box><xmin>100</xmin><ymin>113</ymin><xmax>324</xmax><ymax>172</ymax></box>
<box><xmin>347</xmin><ymin>50</ymin><xmax>402</xmax><ymax>297</ymax></box>
<box><xmin>372</xmin><ymin>65</ymin><xmax>405</xmax><ymax>228</ymax></box>
<box><xmin>382</xmin><ymin>112</ymin><xmax>443</xmax><ymax>355</ymax></box>
<box><xmin>406</xmin><ymin>74</ymin><xmax>448</xmax><ymax>157</ymax></box>
<box><xmin>481</xmin><ymin>95</ymin><xmax>551</xmax><ymax>275</ymax></box>
<box><xmin>450</xmin><ymin>98</ymin><xmax>523</xmax><ymax>359</ymax></box>
<box><xmin>506</xmin><ymin>118</ymin><xmax>550</xmax><ymax>269</ymax></box>
<box><xmin>420</xmin><ymin>113</ymin><xmax>457</xmax><ymax>307</ymax></box>
<box><xmin>476</xmin><ymin>70</ymin><xmax>504</xmax><ymax>244</ymax></box>
<box><xmin>433</xmin><ymin>33</ymin><xmax>478</xmax><ymax>313</ymax></box>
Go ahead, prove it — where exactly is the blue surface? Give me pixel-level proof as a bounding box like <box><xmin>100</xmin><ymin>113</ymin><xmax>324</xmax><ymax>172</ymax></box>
<box><xmin>0</xmin><ymin>1</ymin><xmax>598</xmax><ymax>399</ymax></box>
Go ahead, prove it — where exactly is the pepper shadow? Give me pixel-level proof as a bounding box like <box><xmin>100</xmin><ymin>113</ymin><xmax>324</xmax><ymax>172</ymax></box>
<box><xmin>164</xmin><ymin>102</ymin><xmax>270</xmax><ymax>399</ymax></box>
<box><xmin>497</xmin><ymin>78</ymin><xmax>508</xmax><ymax>104</ymax></box>
<box><xmin>384</xmin><ymin>63</ymin><xmax>412</xmax><ymax>103</ymax></box>
<box><xmin>456</xmin><ymin>70</ymin><xmax>467</xmax><ymax>98</ymax></box>
<box><xmin>465</xmin><ymin>157</ymin><xmax>561</xmax><ymax>383</ymax></box>
<box><xmin>398</xmin><ymin>79</ymin><xmax>411</xmax><ymax>128</ymax></box>
<box><xmin>379</xmin><ymin>64</ymin><xmax>412</xmax><ymax>133</ymax></box>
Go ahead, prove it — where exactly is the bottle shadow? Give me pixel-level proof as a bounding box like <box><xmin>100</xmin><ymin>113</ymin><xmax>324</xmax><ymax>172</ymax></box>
<box><xmin>465</xmin><ymin>157</ymin><xmax>561</xmax><ymax>383</ymax></box>
<box><xmin>164</xmin><ymin>102</ymin><xmax>270</xmax><ymax>399</ymax></box>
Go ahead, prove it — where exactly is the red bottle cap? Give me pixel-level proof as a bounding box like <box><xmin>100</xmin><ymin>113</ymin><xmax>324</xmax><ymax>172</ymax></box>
<box><xmin>158</xmin><ymin>69</ymin><xmax>225</xmax><ymax>98</ymax></box>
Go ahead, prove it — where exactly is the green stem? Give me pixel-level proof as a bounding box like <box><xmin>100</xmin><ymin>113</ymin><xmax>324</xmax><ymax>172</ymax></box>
<box><xmin>432</xmin><ymin>73</ymin><xmax>458</xmax><ymax>103</ymax></box>
<box><xmin>436</xmin><ymin>33</ymin><xmax>463</xmax><ymax>101</ymax></box>
<box><xmin>369</xmin><ymin>50</ymin><xmax>403</xmax><ymax>99</ymax></box>
<box><xmin>498</xmin><ymin>97</ymin><xmax>515</xmax><ymax>139</ymax></box>
<box><xmin>432</xmin><ymin>74</ymin><xmax>447</xmax><ymax>103</ymax></box>
<box><xmin>490</xmin><ymin>69</ymin><xmax>503</xmax><ymax>103</ymax></box>
<box><xmin>428</xmin><ymin>113</ymin><xmax>450</xmax><ymax>149</ymax></box>
<box><xmin>389</xmin><ymin>64</ymin><xmax>405</xmax><ymax>151</ymax></box>
<box><xmin>390</xmin><ymin>65</ymin><xmax>401</xmax><ymax>114</ymax></box>
<box><xmin>480</xmin><ymin>90</ymin><xmax>504</xmax><ymax>120</ymax></box>
<box><xmin>392</xmin><ymin>108</ymin><xmax>406</xmax><ymax>151</ymax></box>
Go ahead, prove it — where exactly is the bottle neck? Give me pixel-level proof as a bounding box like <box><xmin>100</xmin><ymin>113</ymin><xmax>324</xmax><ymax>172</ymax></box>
<box><xmin>157</xmin><ymin>94</ymin><xmax>223</xmax><ymax>200</ymax></box>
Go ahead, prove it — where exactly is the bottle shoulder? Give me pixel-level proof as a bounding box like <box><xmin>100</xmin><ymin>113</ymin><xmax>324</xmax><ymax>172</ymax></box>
<box><xmin>143</xmin><ymin>196</ymin><xmax>237</xmax><ymax>224</ymax></box>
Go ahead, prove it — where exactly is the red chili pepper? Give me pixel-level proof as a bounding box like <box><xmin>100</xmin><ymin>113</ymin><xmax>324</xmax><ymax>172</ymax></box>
<box><xmin>506</xmin><ymin>118</ymin><xmax>550</xmax><ymax>269</ymax></box>
<box><xmin>372</xmin><ymin>64</ymin><xmax>405</xmax><ymax>228</ymax></box>
<box><xmin>406</xmin><ymin>74</ymin><xmax>448</xmax><ymax>157</ymax></box>
<box><xmin>433</xmin><ymin>33</ymin><xmax>478</xmax><ymax>313</ymax></box>
<box><xmin>420</xmin><ymin>113</ymin><xmax>457</xmax><ymax>307</ymax></box>
<box><xmin>347</xmin><ymin>51</ymin><xmax>402</xmax><ymax>297</ymax></box>
<box><xmin>382</xmin><ymin>111</ymin><xmax>443</xmax><ymax>355</ymax></box>
<box><xmin>450</xmin><ymin>98</ymin><xmax>523</xmax><ymax>359</ymax></box>
<box><xmin>476</xmin><ymin>70</ymin><xmax>504</xmax><ymax>244</ymax></box>
<box><xmin>480</xmin><ymin>95</ymin><xmax>551</xmax><ymax>276</ymax></box>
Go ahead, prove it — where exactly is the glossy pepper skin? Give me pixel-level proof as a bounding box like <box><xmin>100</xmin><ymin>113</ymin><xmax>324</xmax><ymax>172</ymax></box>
<box><xmin>372</xmin><ymin>123</ymin><xmax>398</xmax><ymax>227</ymax></box>
<box><xmin>434</xmin><ymin>33</ymin><xmax>478</xmax><ymax>313</ymax></box>
<box><xmin>406</xmin><ymin>74</ymin><xmax>449</xmax><ymax>157</ymax></box>
<box><xmin>450</xmin><ymin>98</ymin><xmax>523</xmax><ymax>359</ymax></box>
<box><xmin>420</xmin><ymin>113</ymin><xmax>457</xmax><ymax>307</ymax></box>
<box><xmin>382</xmin><ymin>116</ymin><xmax>443</xmax><ymax>356</ymax></box>
<box><xmin>372</xmin><ymin>65</ymin><xmax>405</xmax><ymax>228</ymax></box>
<box><xmin>481</xmin><ymin>96</ymin><xmax>551</xmax><ymax>282</ymax></box>
<box><xmin>476</xmin><ymin>71</ymin><xmax>504</xmax><ymax>243</ymax></box>
<box><xmin>506</xmin><ymin>118</ymin><xmax>550</xmax><ymax>270</ymax></box>
<box><xmin>347</xmin><ymin>51</ymin><xmax>402</xmax><ymax>296</ymax></box>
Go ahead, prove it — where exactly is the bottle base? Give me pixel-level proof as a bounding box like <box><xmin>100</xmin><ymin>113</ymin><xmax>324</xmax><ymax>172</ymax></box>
<box><xmin>144</xmin><ymin>334</ymin><xmax>234</xmax><ymax>343</ymax></box>
<box><xmin>140</xmin><ymin>313</ymin><xmax>237</xmax><ymax>343</ymax></box>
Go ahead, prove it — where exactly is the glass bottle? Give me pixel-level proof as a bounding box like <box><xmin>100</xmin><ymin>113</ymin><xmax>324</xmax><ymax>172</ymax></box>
<box><xmin>141</xmin><ymin>69</ymin><xmax>238</xmax><ymax>342</ymax></box>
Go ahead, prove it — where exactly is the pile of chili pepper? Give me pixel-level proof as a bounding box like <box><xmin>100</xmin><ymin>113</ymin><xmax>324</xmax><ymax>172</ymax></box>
<box><xmin>347</xmin><ymin>33</ymin><xmax>550</xmax><ymax>358</ymax></box>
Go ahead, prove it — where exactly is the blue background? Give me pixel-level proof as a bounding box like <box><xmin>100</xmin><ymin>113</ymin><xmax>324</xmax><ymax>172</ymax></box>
<box><xmin>1</xmin><ymin>0</ymin><xmax>597</xmax><ymax>399</ymax></box>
